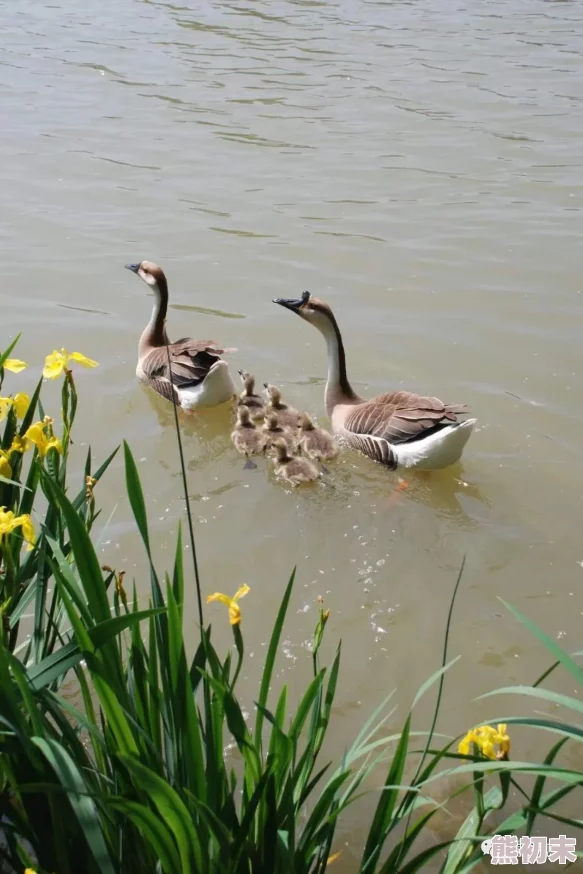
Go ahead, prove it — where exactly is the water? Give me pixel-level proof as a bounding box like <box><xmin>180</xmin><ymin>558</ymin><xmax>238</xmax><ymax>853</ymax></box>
<box><xmin>2</xmin><ymin>0</ymin><xmax>583</xmax><ymax>865</ymax></box>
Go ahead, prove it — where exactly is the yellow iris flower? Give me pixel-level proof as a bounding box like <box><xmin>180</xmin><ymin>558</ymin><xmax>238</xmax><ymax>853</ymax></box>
<box><xmin>0</xmin><ymin>393</ymin><xmax>30</xmax><ymax>422</ymax></box>
<box><xmin>0</xmin><ymin>507</ymin><xmax>35</xmax><ymax>550</ymax></box>
<box><xmin>458</xmin><ymin>723</ymin><xmax>511</xmax><ymax>760</ymax></box>
<box><xmin>2</xmin><ymin>358</ymin><xmax>27</xmax><ymax>373</ymax></box>
<box><xmin>206</xmin><ymin>584</ymin><xmax>250</xmax><ymax>625</ymax></box>
<box><xmin>24</xmin><ymin>422</ymin><xmax>62</xmax><ymax>458</ymax></box>
<box><xmin>0</xmin><ymin>451</ymin><xmax>12</xmax><ymax>481</ymax></box>
<box><xmin>43</xmin><ymin>348</ymin><xmax>98</xmax><ymax>380</ymax></box>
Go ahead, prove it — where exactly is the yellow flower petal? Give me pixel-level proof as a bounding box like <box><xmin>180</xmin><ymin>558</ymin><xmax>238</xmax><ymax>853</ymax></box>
<box><xmin>12</xmin><ymin>392</ymin><xmax>30</xmax><ymax>419</ymax></box>
<box><xmin>0</xmin><ymin>455</ymin><xmax>12</xmax><ymax>480</ymax></box>
<box><xmin>43</xmin><ymin>350</ymin><xmax>66</xmax><ymax>380</ymax></box>
<box><xmin>0</xmin><ymin>398</ymin><xmax>12</xmax><ymax>422</ymax></box>
<box><xmin>19</xmin><ymin>514</ymin><xmax>36</xmax><ymax>550</ymax></box>
<box><xmin>233</xmin><ymin>583</ymin><xmax>250</xmax><ymax>602</ymax></box>
<box><xmin>327</xmin><ymin>851</ymin><xmax>343</xmax><ymax>867</ymax></box>
<box><xmin>10</xmin><ymin>436</ymin><xmax>26</xmax><ymax>453</ymax></box>
<box><xmin>207</xmin><ymin>586</ymin><xmax>250</xmax><ymax>625</ymax></box>
<box><xmin>3</xmin><ymin>358</ymin><xmax>27</xmax><ymax>373</ymax></box>
<box><xmin>206</xmin><ymin>592</ymin><xmax>235</xmax><ymax>609</ymax></box>
<box><xmin>68</xmin><ymin>351</ymin><xmax>99</xmax><ymax>369</ymax></box>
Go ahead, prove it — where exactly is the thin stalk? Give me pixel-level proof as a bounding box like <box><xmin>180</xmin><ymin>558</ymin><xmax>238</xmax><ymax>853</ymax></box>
<box><xmin>164</xmin><ymin>342</ymin><xmax>204</xmax><ymax>627</ymax></box>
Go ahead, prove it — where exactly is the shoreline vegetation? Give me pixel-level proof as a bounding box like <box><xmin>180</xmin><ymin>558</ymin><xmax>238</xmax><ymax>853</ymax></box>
<box><xmin>0</xmin><ymin>336</ymin><xmax>581</xmax><ymax>873</ymax></box>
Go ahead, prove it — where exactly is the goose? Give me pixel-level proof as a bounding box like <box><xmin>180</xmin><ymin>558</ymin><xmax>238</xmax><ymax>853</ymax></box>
<box><xmin>238</xmin><ymin>370</ymin><xmax>265</xmax><ymax>418</ymax></box>
<box><xmin>297</xmin><ymin>412</ymin><xmax>339</xmax><ymax>462</ymax></box>
<box><xmin>263</xmin><ymin>411</ymin><xmax>297</xmax><ymax>454</ymax></box>
<box><xmin>263</xmin><ymin>383</ymin><xmax>299</xmax><ymax>430</ymax></box>
<box><xmin>125</xmin><ymin>260</ymin><xmax>236</xmax><ymax>408</ymax></box>
<box><xmin>271</xmin><ymin>438</ymin><xmax>320</xmax><ymax>487</ymax></box>
<box><xmin>273</xmin><ymin>292</ymin><xmax>476</xmax><ymax>471</ymax></box>
<box><xmin>231</xmin><ymin>406</ymin><xmax>266</xmax><ymax>467</ymax></box>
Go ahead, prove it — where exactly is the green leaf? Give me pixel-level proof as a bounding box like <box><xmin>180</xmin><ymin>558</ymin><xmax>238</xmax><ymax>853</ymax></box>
<box><xmin>32</xmin><ymin>737</ymin><xmax>115</xmax><ymax>874</ymax></box>
<box><xmin>119</xmin><ymin>755</ymin><xmax>202</xmax><ymax>874</ymax></box>
<box><xmin>255</xmin><ymin>569</ymin><xmax>295</xmax><ymax>752</ymax></box>
<box><xmin>443</xmin><ymin>786</ymin><xmax>502</xmax><ymax>874</ymax></box>
<box><xmin>108</xmin><ymin>798</ymin><xmax>182</xmax><ymax>872</ymax></box>
<box><xmin>499</xmin><ymin>598</ymin><xmax>583</xmax><ymax>687</ymax></box>
<box><xmin>479</xmin><ymin>684</ymin><xmax>583</xmax><ymax>715</ymax></box>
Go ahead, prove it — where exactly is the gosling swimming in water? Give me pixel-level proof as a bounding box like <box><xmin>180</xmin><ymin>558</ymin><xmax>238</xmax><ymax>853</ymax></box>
<box><xmin>231</xmin><ymin>406</ymin><xmax>266</xmax><ymax>468</ymax></box>
<box><xmin>271</xmin><ymin>437</ymin><xmax>320</xmax><ymax>487</ymax></box>
<box><xmin>297</xmin><ymin>412</ymin><xmax>339</xmax><ymax>462</ymax></box>
<box><xmin>263</xmin><ymin>383</ymin><xmax>299</xmax><ymax>430</ymax></box>
<box><xmin>238</xmin><ymin>370</ymin><xmax>265</xmax><ymax>419</ymax></box>
<box><xmin>263</xmin><ymin>411</ymin><xmax>297</xmax><ymax>454</ymax></box>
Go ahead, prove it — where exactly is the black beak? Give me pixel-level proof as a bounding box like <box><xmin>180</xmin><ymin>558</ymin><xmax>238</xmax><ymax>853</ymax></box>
<box><xmin>124</xmin><ymin>263</ymin><xmax>140</xmax><ymax>273</ymax></box>
<box><xmin>273</xmin><ymin>290</ymin><xmax>310</xmax><ymax>312</ymax></box>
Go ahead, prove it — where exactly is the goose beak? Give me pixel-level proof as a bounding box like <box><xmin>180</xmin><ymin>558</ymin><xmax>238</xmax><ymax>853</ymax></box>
<box><xmin>273</xmin><ymin>290</ymin><xmax>310</xmax><ymax>312</ymax></box>
<box><xmin>124</xmin><ymin>263</ymin><xmax>140</xmax><ymax>273</ymax></box>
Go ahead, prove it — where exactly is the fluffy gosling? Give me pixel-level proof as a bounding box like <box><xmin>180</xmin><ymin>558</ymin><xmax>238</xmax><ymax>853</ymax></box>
<box><xmin>297</xmin><ymin>412</ymin><xmax>339</xmax><ymax>461</ymax></box>
<box><xmin>272</xmin><ymin>437</ymin><xmax>320</xmax><ymax>487</ymax></box>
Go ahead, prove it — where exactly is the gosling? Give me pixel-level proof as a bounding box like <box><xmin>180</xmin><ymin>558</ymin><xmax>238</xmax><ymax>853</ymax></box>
<box><xmin>272</xmin><ymin>438</ymin><xmax>320</xmax><ymax>487</ymax></box>
<box><xmin>297</xmin><ymin>412</ymin><xmax>339</xmax><ymax>461</ymax></box>
<box><xmin>238</xmin><ymin>370</ymin><xmax>265</xmax><ymax>419</ymax></box>
<box><xmin>231</xmin><ymin>406</ymin><xmax>266</xmax><ymax>468</ymax></box>
<box><xmin>263</xmin><ymin>383</ymin><xmax>299</xmax><ymax>430</ymax></box>
<box><xmin>263</xmin><ymin>411</ymin><xmax>297</xmax><ymax>454</ymax></box>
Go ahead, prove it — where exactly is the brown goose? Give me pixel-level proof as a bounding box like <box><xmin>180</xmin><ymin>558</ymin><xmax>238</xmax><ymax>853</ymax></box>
<box><xmin>125</xmin><ymin>260</ymin><xmax>236</xmax><ymax>408</ymax></box>
<box><xmin>271</xmin><ymin>438</ymin><xmax>320</xmax><ymax>487</ymax></box>
<box><xmin>237</xmin><ymin>370</ymin><xmax>265</xmax><ymax>418</ymax></box>
<box><xmin>274</xmin><ymin>292</ymin><xmax>476</xmax><ymax>471</ymax></box>
<box><xmin>297</xmin><ymin>412</ymin><xmax>339</xmax><ymax>462</ymax></box>
<box><xmin>263</xmin><ymin>384</ymin><xmax>299</xmax><ymax>430</ymax></box>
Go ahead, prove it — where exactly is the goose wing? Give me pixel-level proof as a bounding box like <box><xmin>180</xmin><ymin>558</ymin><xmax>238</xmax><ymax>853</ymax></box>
<box><xmin>343</xmin><ymin>392</ymin><xmax>468</xmax><ymax>467</ymax></box>
<box><xmin>142</xmin><ymin>339</ymin><xmax>226</xmax><ymax>395</ymax></box>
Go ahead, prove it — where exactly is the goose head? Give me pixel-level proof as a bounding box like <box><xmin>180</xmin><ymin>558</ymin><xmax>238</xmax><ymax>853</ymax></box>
<box><xmin>273</xmin><ymin>291</ymin><xmax>335</xmax><ymax>336</ymax></box>
<box><xmin>125</xmin><ymin>260</ymin><xmax>166</xmax><ymax>291</ymax></box>
<box><xmin>298</xmin><ymin>411</ymin><xmax>315</xmax><ymax>431</ymax></box>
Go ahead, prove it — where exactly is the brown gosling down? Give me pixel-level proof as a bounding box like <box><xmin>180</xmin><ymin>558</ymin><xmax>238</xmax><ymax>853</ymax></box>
<box><xmin>263</xmin><ymin>383</ymin><xmax>299</xmax><ymax>430</ymax></box>
<box><xmin>263</xmin><ymin>412</ymin><xmax>297</xmax><ymax>454</ymax></box>
<box><xmin>237</xmin><ymin>370</ymin><xmax>265</xmax><ymax>419</ymax></box>
<box><xmin>272</xmin><ymin>437</ymin><xmax>320</xmax><ymax>487</ymax></box>
<box><xmin>231</xmin><ymin>406</ymin><xmax>267</xmax><ymax>467</ymax></box>
<box><xmin>297</xmin><ymin>412</ymin><xmax>339</xmax><ymax>461</ymax></box>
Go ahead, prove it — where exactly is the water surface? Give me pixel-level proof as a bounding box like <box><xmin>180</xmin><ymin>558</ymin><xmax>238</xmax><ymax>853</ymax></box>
<box><xmin>2</xmin><ymin>0</ymin><xmax>583</xmax><ymax>865</ymax></box>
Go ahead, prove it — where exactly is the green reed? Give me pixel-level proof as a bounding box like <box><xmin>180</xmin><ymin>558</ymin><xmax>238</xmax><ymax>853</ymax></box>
<box><xmin>0</xmin><ymin>335</ymin><xmax>581</xmax><ymax>873</ymax></box>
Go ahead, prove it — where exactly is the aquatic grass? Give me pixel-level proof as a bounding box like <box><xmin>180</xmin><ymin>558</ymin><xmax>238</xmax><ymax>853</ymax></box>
<box><xmin>1</xmin><ymin>334</ymin><xmax>583</xmax><ymax>872</ymax></box>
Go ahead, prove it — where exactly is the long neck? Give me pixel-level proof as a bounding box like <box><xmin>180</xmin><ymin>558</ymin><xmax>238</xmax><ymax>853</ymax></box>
<box><xmin>139</xmin><ymin>277</ymin><xmax>170</xmax><ymax>355</ymax></box>
<box><xmin>321</xmin><ymin>312</ymin><xmax>360</xmax><ymax>415</ymax></box>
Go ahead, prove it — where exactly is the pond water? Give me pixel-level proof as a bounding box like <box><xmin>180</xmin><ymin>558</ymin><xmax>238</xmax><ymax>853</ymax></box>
<box><xmin>2</xmin><ymin>0</ymin><xmax>583</xmax><ymax>866</ymax></box>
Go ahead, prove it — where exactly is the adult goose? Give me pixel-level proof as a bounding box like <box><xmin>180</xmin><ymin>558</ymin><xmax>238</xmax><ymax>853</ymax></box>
<box><xmin>273</xmin><ymin>292</ymin><xmax>476</xmax><ymax>471</ymax></box>
<box><xmin>125</xmin><ymin>261</ymin><xmax>236</xmax><ymax>408</ymax></box>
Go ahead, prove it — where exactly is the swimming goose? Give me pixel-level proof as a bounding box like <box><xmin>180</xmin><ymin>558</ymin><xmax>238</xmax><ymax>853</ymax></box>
<box><xmin>271</xmin><ymin>438</ymin><xmax>320</xmax><ymax>487</ymax></box>
<box><xmin>263</xmin><ymin>411</ymin><xmax>297</xmax><ymax>454</ymax></box>
<box><xmin>297</xmin><ymin>412</ymin><xmax>339</xmax><ymax>462</ymax></box>
<box><xmin>231</xmin><ymin>406</ymin><xmax>267</xmax><ymax>467</ymax></box>
<box><xmin>125</xmin><ymin>260</ymin><xmax>236</xmax><ymax>408</ymax></box>
<box><xmin>263</xmin><ymin>383</ymin><xmax>299</xmax><ymax>430</ymax></box>
<box><xmin>274</xmin><ymin>292</ymin><xmax>476</xmax><ymax>471</ymax></box>
<box><xmin>238</xmin><ymin>370</ymin><xmax>265</xmax><ymax>418</ymax></box>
